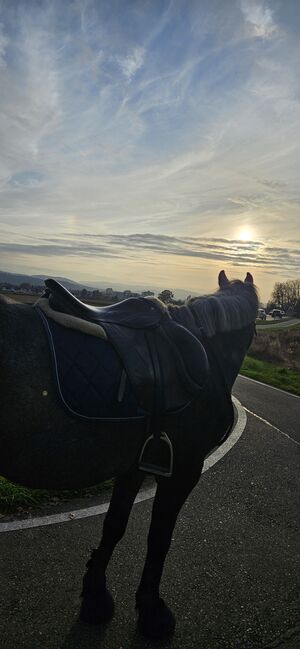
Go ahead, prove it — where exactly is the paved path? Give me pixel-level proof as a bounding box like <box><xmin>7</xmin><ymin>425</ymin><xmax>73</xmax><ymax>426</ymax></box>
<box><xmin>256</xmin><ymin>318</ymin><xmax>300</xmax><ymax>329</ymax></box>
<box><xmin>0</xmin><ymin>378</ymin><xmax>299</xmax><ymax>649</ymax></box>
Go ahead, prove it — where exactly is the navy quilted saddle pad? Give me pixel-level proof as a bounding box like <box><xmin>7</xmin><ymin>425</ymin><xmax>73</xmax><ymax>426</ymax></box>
<box><xmin>38</xmin><ymin>312</ymin><xmax>146</xmax><ymax>421</ymax></box>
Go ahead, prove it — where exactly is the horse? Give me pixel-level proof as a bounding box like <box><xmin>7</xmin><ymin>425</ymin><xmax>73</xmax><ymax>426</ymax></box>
<box><xmin>0</xmin><ymin>270</ymin><xmax>258</xmax><ymax>639</ymax></box>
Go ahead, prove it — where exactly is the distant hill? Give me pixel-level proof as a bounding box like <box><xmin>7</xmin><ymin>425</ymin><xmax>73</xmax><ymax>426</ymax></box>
<box><xmin>0</xmin><ymin>269</ymin><xmax>197</xmax><ymax>299</ymax></box>
<box><xmin>0</xmin><ymin>270</ymin><xmax>93</xmax><ymax>291</ymax></box>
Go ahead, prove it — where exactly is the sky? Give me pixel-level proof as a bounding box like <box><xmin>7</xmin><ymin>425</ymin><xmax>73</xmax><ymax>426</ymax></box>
<box><xmin>0</xmin><ymin>0</ymin><xmax>299</xmax><ymax>302</ymax></box>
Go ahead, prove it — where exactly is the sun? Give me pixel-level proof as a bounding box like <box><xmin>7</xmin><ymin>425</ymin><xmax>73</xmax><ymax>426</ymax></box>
<box><xmin>238</xmin><ymin>228</ymin><xmax>253</xmax><ymax>242</ymax></box>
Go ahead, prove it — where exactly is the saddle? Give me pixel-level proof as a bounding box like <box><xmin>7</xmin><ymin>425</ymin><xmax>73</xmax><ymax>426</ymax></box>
<box><xmin>43</xmin><ymin>279</ymin><xmax>209</xmax><ymax>476</ymax></box>
<box><xmin>44</xmin><ymin>278</ymin><xmax>162</xmax><ymax>329</ymax></box>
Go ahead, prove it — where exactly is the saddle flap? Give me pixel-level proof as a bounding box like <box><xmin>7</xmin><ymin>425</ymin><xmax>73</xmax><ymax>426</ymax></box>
<box><xmin>160</xmin><ymin>320</ymin><xmax>209</xmax><ymax>395</ymax></box>
<box><xmin>102</xmin><ymin>318</ymin><xmax>209</xmax><ymax>414</ymax></box>
<box><xmin>102</xmin><ymin>324</ymin><xmax>155</xmax><ymax>412</ymax></box>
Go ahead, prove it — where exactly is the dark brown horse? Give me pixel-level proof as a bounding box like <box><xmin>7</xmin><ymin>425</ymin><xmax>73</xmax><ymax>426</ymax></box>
<box><xmin>0</xmin><ymin>270</ymin><xmax>258</xmax><ymax>639</ymax></box>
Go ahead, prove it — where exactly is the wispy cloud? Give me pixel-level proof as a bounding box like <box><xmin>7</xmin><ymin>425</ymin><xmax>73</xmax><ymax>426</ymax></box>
<box><xmin>0</xmin><ymin>22</ymin><xmax>9</xmax><ymax>67</ymax></box>
<box><xmin>240</xmin><ymin>0</ymin><xmax>277</xmax><ymax>38</ymax></box>
<box><xmin>0</xmin><ymin>0</ymin><xmax>299</xmax><ymax>300</ymax></box>
<box><xmin>116</xmin><ymin>46</ymin><xmax>146</xmax><ymax>81</ymax></box>
<box><xmin>0</xmin><ymin>232</ymin><xmax>298</xmax><ymax>274</ymax></box>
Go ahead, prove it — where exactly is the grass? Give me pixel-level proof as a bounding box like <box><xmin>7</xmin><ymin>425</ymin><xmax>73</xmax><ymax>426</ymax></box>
<box><xmin>248</xmin><ymin>326</ymin><xmax>300</xmax><ymax>372</ymax></box>
<box><xmin>240</xmin><ymin>356</ymin><xmax>300</xmax><ymax>396</ymax></box>
<box><xmin>0</xmin><ymin>478</ymin><xmax>113</xmax><ymax>517</ymax></box>
<box><xmin>240</xmin><ymin>324</ymin><xmax>300</xmax><ymax>395</ymax></box>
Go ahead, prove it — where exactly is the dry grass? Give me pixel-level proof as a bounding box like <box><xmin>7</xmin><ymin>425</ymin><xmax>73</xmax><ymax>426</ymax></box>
<box><xmin>1</xmin><ymin>291</ymin><xmax>38</xmax><ymax>304</ymax></box>
<box><xmin>248</xmin><ymin>327</ymin><xmax>300</xmax><ymax>372</ymax></box>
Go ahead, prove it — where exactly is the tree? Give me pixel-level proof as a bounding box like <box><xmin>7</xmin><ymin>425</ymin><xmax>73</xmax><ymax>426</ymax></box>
<box><xmin>294</xmin><ymin>299</ymin><xmax>300</xmax><ymax>317</ymax></box>
<box><xmin>269</xmin><ymin>279</ymin><xmax>300</xmax><ymax>312</ymax></box>
<box><xmin>157</xmin><ymin>289</ymin><xmax>174</xmax><ymax>304</ymax></box>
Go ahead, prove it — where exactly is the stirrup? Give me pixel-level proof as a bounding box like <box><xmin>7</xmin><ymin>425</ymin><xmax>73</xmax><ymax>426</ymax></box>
<box><xmin>138</xmin><ymin>432</ymin><xmax>173</xmax><ymax>478</ymax></box>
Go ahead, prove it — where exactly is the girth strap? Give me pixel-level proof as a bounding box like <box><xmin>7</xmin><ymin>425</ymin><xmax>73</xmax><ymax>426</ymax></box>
<box><xmin>145</xmin><ymin>329</ymin><xmax>165</xmax><ymax>438</ymax></box>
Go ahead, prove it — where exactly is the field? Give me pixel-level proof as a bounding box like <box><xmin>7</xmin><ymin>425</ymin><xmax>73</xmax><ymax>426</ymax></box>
<box><xmin>1</xmin><ymin>291</ymin><xmax>110</xmax><ymax>306</ymax></box>
<box><xmin>241</xmin><ymin>325</ymin><xmax>300</xmax><ymax>395</ymax></box>
<box><xmin>250</xmin><ymin>324</ymin><xmax>300</xmax><ymax>371</ymax></box>
<box><xmin>1</xmin><ymin>291</ymin><xmax>38</xmax><ymax>304</ymax></box>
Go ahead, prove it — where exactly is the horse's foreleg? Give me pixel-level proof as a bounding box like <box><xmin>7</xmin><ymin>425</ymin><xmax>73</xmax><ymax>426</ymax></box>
<box><xmin>136</xmin><ymin>460</ymin><xmax>204</xmax><ymax>639</ymax></box>
<box><xmin>80</xmin><ymin>466</ymin><xmax>145</xmax><ymax>625</ymax></box>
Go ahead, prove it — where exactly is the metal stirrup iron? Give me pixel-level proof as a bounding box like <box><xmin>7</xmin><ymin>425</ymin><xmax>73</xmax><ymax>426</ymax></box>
<box><xmin>138</xmin><ymin>431</ymin><xmax>174</xmax><ymax>478</ymax></box>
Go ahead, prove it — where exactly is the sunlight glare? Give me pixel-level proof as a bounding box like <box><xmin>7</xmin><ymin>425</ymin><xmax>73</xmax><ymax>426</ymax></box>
<box><xmin>237</xmin><ymin>228</ymin><xmax>253</xmax><ymax>242</ymax></box>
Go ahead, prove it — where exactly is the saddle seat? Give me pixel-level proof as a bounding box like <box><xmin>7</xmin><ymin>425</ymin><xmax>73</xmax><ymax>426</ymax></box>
<box><xmin>43</xmin><ymin>279</ymin><xmax>209</xmax><ymax>444</ymax></box>
<box><xmin>44</xmin><ymin>278</ymin><xmax>161</xmax><ymax>328</ymax></box>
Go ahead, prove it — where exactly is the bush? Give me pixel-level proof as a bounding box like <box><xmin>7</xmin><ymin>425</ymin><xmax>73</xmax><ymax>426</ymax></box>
<box><xmin>248</xmin><ymin>329</ymin><xmax>300</xmax><ymax>372</ymax></box>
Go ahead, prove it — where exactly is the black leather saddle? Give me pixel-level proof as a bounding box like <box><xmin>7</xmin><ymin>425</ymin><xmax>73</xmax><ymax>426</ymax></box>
<box><xmin>44</xmin><ymin>278</ymin><xmax>161</xmax><ymax>329</ymax></box>
<box><xmin>43</xmin><ymin>279</ymin><xmax>209</xmax><ymax>476</ymax></box>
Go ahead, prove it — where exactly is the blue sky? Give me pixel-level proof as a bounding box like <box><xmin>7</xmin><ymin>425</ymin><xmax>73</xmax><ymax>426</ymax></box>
<box><xmin>0</xmin><ymin>0</ymin><xmax>299</xmax><ymax>300</ymax></box>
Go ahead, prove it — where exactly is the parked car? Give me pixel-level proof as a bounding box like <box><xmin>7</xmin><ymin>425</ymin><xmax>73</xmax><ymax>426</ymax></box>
<box><xmin>268</xmin><ymin>309</ymin><xmax>283</xmax><ymax>318</ymax></box>
<box><xmin>257</xmin><ymin>308</ymin><xmax>266</xmax><ymax>320</ymax></box>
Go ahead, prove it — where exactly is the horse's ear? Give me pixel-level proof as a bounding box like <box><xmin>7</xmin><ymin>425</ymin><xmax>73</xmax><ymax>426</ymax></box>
<box><xmin>244</xmin><ymin>272</ymin><xmax>254</xmax><ymax>284</ymax></box>
<box><xmin>218</xmin><ymin>270</ymin><xmax>229</xmax><ymax>287</ymax></box>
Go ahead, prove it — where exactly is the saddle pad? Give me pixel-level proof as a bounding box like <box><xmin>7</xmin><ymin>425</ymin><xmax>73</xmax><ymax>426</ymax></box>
<box><xmin>37</xmin><ymin>310</ymin><xmax>146</xmax><ymax>421</ymax></box>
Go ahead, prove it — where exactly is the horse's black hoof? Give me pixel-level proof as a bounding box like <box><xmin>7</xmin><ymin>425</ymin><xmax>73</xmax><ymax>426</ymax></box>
<box><xmin>79</xmin><ymin>589</ymin><xmax>114</xmax><ymax>625</ymax></box>
<box><xmin>137</xmin><ymin>598</ymin><xmax>176</xmax><ymax>640</ymax></box>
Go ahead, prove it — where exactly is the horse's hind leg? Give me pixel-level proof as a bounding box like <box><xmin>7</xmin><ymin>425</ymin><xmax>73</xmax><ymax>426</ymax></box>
<box><xmin>80</xmin><ymin>466</ymin><xmax>145</xmax><ymax>625</ymax></box>
<box><xmin>136</xmin><ymin>459</ymin><xmax>204</xmax><ymax>639</ymax></box>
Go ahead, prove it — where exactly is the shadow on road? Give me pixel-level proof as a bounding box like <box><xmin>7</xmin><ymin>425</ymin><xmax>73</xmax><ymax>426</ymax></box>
<box><xmin>60</xmin><ymin>618</ymin><xmax>174</xmax><ymax>649</ymax></box>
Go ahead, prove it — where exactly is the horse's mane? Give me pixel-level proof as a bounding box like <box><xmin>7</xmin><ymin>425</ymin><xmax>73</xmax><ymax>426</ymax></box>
<box><xmin>160</xmin><ymin>280</ymin><xmax>259</xmax><ymax>337</ymax></box>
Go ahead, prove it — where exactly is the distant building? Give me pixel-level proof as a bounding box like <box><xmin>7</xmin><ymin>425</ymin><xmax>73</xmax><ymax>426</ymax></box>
<box><xmin>105</xmin><ymin>288</ymin><xmax>113</xmax><ymax>296</ymax></box>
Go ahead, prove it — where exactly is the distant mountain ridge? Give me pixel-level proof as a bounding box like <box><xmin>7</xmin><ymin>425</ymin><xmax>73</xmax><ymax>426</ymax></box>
<box><xmin>0</xmin><ymin>269</ymin><xmax>196</xmax><ymax>299</ymax></box>
<box><xmin>0</xmin><ymin>270</ymin><xmax>93</xmax><ymax>291</ymax></box>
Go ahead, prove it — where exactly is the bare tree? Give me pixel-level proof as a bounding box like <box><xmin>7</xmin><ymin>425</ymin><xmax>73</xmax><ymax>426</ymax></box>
<box><xmin>269</xmin><ymin>279</ymin><xmax>300</xmax><ymax>311</ymax></box>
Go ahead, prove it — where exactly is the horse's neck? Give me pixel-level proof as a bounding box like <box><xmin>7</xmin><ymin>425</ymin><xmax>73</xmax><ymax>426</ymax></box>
<box><xmin>168</xmin><ymin>305</ymin><xmax>253</xmax><ymax>391</ymax></box>
<box><xmin>208</xmin><ymin>328</ymin><xmax>252</xmax><ymax>391</ymax></box>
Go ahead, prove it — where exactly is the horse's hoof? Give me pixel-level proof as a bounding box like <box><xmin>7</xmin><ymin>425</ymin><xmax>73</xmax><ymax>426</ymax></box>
<box><xmin>137</xmin><ymin>598</ymin><xmax>176</xmax><ymax>640</ymax></box>
<box><xmin>79</xmin><ymin>589</ymin><xmax>114</xmax><ymax>625</ymax></box>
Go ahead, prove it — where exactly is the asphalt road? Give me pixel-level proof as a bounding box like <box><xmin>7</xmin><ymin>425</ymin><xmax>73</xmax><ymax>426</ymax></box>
<box><xmin>256</xmin><ymin>318</ymin><xmax>300</xmax><ymax>329</ymax></box>
<box><xmin>233</xmin><ymin>375</ymin><xmax>300</xmax><ymax>444</ymax></box>
<box><xmin>0</xmin><ymin>377</ymin><xmax>299</xmax><ymax>649</ymax></box>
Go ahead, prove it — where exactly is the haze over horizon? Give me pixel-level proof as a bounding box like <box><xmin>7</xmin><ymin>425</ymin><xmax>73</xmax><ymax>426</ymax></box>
<box><xmin>0</xmin><ymin>0</ymin><xmax>299</xmax><ymax>303</ymax></box>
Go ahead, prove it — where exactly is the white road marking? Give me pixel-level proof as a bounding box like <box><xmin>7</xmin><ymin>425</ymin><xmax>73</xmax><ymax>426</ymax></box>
<box><xmin>202</xmin><ymin>396</ymin><xmax>247</xmax><ymax>472</ymax></box>
<box><xmin>0</xmin><ymin>397</ymin><xmax>246</xmax><ymax>533</ymax></box>
<box><xmin>244</xmin><ymin>407</ymin><xmax>300</xmax><ymax>447</ymax></box>
<box><xmin>238</xmin><ymin>374</ymin><xmax>300</xmax><ymax>399</ymax></box>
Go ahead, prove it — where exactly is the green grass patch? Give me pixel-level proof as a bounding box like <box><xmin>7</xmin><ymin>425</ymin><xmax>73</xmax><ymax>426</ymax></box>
<box><xmin>240</xmin><ymin>356</ymin><xmax>300</xmax><ymax>396</ymax></box>
<box><xmin>0</xmin><ymin>477</ymin><xmax>113</xmax><ymax>517</ymax></box>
